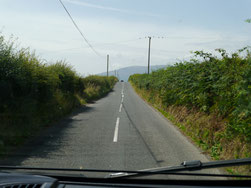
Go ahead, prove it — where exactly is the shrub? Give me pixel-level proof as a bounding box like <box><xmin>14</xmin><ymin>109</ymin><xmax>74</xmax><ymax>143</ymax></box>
<box><xmin>129</xmin><ymin>48</ymin><xmax>251</xmax><ymax>141</ymax></box>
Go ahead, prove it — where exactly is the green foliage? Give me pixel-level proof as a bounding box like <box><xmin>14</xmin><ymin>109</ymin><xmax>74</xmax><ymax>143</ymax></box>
<box><xmin>245</xmin><ymin>19</ymin><xmax>251</xmax><ymax>23</ymax></box>
<box><xmin>83</xmin><ymin>75</ymin><xmax>118</xmax><ymax>100</ymax></box>
<box><xmin>129</xmin><ymin>48</ymin><xmax>251</xmax><ymax>142</ymax></box>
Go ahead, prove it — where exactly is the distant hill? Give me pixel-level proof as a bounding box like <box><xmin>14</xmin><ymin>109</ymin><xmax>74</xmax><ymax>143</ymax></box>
<box><xmin>98</xmin><ymin>65</ymin><xmax>167</xmax><ymax>81</ymax></box>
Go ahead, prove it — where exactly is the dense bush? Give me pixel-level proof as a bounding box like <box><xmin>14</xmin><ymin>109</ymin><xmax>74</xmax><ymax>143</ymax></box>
<box><xmin>83</xmin><ymin>75</ymin><xmax>118</xmax><ymax>100</ymax></box>
<box><xmin>129</xmin><ymin>48</ymin><xmax>251</xmax><ymax>141</ymax></box>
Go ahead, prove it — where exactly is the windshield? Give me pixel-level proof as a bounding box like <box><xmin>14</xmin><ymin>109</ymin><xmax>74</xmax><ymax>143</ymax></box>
<box><xmin>0</xmin><ymin>0</ymin><xmax>250</xmax><ymax>180</ymax></box>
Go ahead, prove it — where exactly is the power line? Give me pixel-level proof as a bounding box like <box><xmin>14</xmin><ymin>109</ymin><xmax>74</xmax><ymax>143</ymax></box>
<box><xmin>58</xmin><ymin>0</ymin><xmax>102</xmax><ymax>57</ymax></box>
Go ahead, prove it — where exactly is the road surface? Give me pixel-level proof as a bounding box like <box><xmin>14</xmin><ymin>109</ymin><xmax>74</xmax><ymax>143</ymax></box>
<box><xmin>2</xmin><ymin>82</ymin><xmax>222</xmax><ymax>179</ymax></box>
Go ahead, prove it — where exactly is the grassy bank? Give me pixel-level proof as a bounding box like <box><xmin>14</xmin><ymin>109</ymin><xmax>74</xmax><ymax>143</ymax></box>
<box><xmin>83</xmin><ymin>75</ymin><xmax>118</xmax><ymax>101</ymax></box>
<box><xmin>129</xmin><ymin>48</ymin><xmax>251</xmax><ymax>174</ymax></box>
<box><xmin>0</xmin><ymin>35</ymin><xmax>118</xmax><ymax>156</ymax></box>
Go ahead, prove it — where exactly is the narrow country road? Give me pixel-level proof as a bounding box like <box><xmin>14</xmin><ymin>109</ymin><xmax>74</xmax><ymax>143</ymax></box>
<box><xmin>2</xmin><ymin>82</ymin><xmax>222</xmax><ymax>179</ymax></box>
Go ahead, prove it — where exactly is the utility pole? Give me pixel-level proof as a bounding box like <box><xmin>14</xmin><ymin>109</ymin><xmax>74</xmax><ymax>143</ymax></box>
<box><xmin>107</xmin><ymin>54</ymin><xmax>109</xmax><ymax>77</ymax></box>
<box><xmin>143</xmin><ymin>36</ymin><xmax>165</xmax><ymax>74</ymax></box>
<box><xmin>147</xmin><ymin>36</ymin><xmax>151</xmax><ymax>74</ymax></box>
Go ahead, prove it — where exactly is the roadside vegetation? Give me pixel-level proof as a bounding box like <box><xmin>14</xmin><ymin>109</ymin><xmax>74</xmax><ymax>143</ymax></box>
<box><xmin>83</xmin><ymin>75</ymin><xmax>118</xmax><ymax>101</ymax></box>
<box><xmin>0</xmin><ymin>35</ymin><xmax>118</xmax><ymax>156</ymax></box>
<box><xmin>129</xmin><ymin>48</ymin><xmax>251</xmax><ymax>174</ymax></box>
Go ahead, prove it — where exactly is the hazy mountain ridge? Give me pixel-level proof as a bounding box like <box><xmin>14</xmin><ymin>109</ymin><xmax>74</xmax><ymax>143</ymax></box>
<box><xmin>98</xmin><ymin>65</ymin><xmax>167</xmax><ymax>81</ymax></box>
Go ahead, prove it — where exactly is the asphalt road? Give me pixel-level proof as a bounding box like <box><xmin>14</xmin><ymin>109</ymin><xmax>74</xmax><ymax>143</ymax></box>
<box><xmin>2</xmin><ymin>82</ymin><xmax>222</xmax><ymax>179</ymax></box>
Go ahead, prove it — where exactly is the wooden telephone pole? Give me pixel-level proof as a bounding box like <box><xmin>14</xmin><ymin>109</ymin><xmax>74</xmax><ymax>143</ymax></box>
<box><xmin>147</xmin><ymin>36</ymin><xmax>151</xmax><ymax>74</ymax></box>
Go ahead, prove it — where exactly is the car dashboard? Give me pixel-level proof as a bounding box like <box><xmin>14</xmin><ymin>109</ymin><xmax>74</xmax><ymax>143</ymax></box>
<box><xmin>0</xmin><ymin>172</ymin><xmax>251</xmax><ymax>188</ymax></box>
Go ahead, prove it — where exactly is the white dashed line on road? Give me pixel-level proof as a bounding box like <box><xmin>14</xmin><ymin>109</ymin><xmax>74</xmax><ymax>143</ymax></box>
<box><xmin>119</xmin><ymin>103</ymin><xmax>122</xmax><ymax>112</ymax></box>
<box><xmin>114</xmin><ymin>83</ymin><xmax>125</xmax><ymax>142</ymax></box>
<box><xmin>113</xmin><ymin>117</ymin><xmax>120</xmax><ymax>142</ymax></box>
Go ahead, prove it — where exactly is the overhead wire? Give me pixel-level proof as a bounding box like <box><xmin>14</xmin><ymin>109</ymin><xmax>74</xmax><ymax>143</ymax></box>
<box><xmin>58</xmin><ymin>0</ymin><xmax>103</xmax><ymax>57</ymax></box>
<box><xmin>51</xmin><ymin>36</ymin><xmax>214</xmax><ymax>54</ymax></box>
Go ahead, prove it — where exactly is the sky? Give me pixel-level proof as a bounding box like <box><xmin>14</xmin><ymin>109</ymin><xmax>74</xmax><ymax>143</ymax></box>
<box><xmin>0</xmin><ymin>0</ymin><xmax>250</xmax><ymax>75</ymax></box>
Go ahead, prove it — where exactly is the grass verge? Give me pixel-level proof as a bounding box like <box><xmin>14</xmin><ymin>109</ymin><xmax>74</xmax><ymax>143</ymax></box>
<box><xmin>130</xmin><ymin>82</ymin><xmax>251</xmax><ymax>175</ymax></box>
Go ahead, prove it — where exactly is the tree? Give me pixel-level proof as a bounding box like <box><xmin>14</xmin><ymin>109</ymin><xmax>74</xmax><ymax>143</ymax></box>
<box><xmin>245</xmin><ymin>19</ymin><xmax>251</xmax><ymax>23</ymax></box>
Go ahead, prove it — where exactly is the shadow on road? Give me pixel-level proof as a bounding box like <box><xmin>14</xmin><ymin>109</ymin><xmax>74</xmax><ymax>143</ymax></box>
<box><xmin>0</xmin><ymin>105</ymin><xmax>94</xmax><ymax>166</ymax></box>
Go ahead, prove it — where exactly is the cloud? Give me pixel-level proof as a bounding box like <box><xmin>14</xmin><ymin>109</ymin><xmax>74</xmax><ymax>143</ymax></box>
<box><xmin>184</xmin><ymin>35</ymin><xmax>251</xmax><ymax>52</ymax></box>
<box><xmin>1</xmin><ymin>4</ymin><xmax>250</xmax><ymax>74</ymax></box>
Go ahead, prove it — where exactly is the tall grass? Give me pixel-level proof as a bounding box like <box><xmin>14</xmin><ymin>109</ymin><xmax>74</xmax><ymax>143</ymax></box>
<box><xmin>0</xmin><ymin>35</ymin><xmax>118</xmax><ymax>155</ymax></box>
<box><xmin>83</xmin><ymin>75</ymin><xmax>118</xmax><ymax>100</ymax></box>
